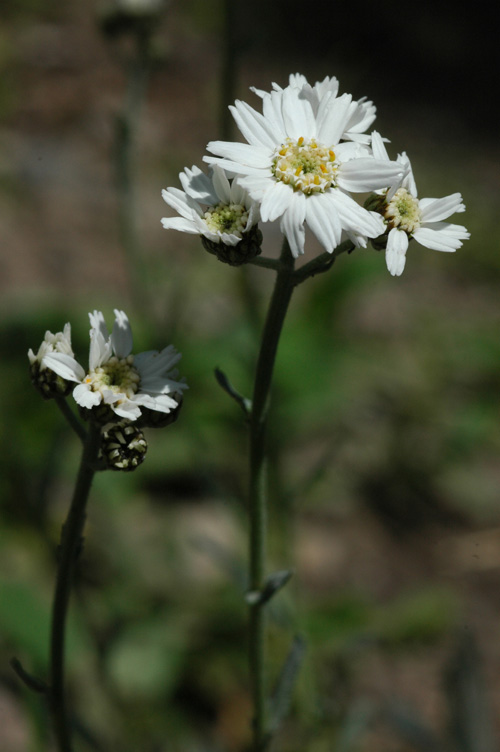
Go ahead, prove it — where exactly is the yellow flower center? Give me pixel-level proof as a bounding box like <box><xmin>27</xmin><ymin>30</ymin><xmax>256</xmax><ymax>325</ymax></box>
<box><xmin>384</xmin><ymin>188</ymin><xmax>422</xmax><ymax>233</ymax></box>
<box><xmin>84</xmin><ymin>355</ymin><xmax>140</xmax><ymax>399</ymax></box>
<box><xmin>272</xmin><ymin>136</ymin><xmax>338</xmax><ymax>194</ymax></box>
<box><xmin>203</xmin><ymin>203</ymin><xmax>249</xmax><ymax>236</ymax></box>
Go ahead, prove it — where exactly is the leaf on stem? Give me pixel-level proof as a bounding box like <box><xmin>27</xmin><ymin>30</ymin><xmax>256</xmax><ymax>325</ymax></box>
<box><xmin>268</xmin><ymin>635</ymin><xmax>306</xmax><ymax>734</ymax></box>
<box><xmin>245</xmin><ymin>569</ymin><xmax>294</xmax><ymax>606</ymax></box>
<box><xmin>214</xmin><ymin>367</ymin><xmax>252</xmax><ymax>417</ymax></box>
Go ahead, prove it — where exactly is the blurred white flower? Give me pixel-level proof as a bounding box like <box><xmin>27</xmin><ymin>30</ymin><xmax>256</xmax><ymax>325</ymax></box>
<box><xmin>44</xmin><ymin>310</ymin><xmax>186</xmax><ymax>422</ymax></box>
<box><xmin>371</xmin><ymin>131</ymin><xmax>470</xmax><ymax>276</ymax></box>
<box><xmin>28</xmin><ymin>323</ymin><xmax>75</xmax><ymax>369</ymax></box>
<box><xmin>205</xmin><ymin>78</ymin><xmax>402</xmax><ymax>258</ymax></box>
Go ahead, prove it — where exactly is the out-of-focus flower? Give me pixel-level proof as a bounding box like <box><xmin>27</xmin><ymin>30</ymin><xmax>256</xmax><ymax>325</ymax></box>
<box><xmin>205</xmin><ymin>77</ymin><xmax>403</xmax><ymax>258</ymax></box>
<box><xmin>368</xmin><ymin>132</ymin><xmax>470</xmax><ymax>276</ymax></box>
<box><xmin>44</xmin><ymin>310</ymin><xmax>186</xmax><ymax>423</ymax></box>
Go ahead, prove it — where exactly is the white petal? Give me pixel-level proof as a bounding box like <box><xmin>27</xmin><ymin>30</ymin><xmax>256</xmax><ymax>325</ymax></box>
<box><xmin>112</xmin><ymin>310</ymin><xmax>133</xmax><ymax>358</ymax></box>
<box><xmin>370</xmin><ymin>130</ymin><xmax>389</xmax><ymax>161</ymax></box>
<box><xmin>280</xmin><ymin>193</ymin><xmax>306</xmax><ymax>257</ymax></box>
<box><xmin>135</xmin><ymin>347</ymin><xmax>182</xmax><ymax>379</ymax></box>
<box><xmin>281</xmin><ymin>86</ymin><xmax>316</xmax><ymax>139</ymax></box>
<box><xmin>161</xmin><ymin>216</ymin><xmax>200</xmax><ymax>233</ymax></box>
<box><xmin>206</xmin><ymin>141</ymin><xmax>271</xmax><ymax>169</ymax></box>
<box><xmin>230</xmin><ymin>100</ymin><xmax>282</xmax><ymax>149</ymax></box>
<box><xmin>259</xmin><ymin>181</ymin><xmax>292</xmax><ymax>222</ymax></box>
<box><xmin>330</xmin><ymin>190</ymin><xmax>384</xmax><ymax>237</ymax></box>
<box><xmin>413</xmin><ymin>224</ymin><xmax>466</xmax><ymax>252</ymax></box>
<box><xmin>161</xmin><ymin>187</ymin><xmax>203</xmax><ymax>219</ymax></box>
<box><xmin>73</xmin><ymin>383</ymin><xmax>101</xmax><ymax>408</ymax></box>
<box><xmin>305</xmin><ymin>193</ymin><xmax>342</xmax><ymax>252</ymax></box>
<box><xmin>89</xmin><ymin>310</ymin><xmax>108</xmax><ymax>340</ymax></box>
<box><xmin>316</xmin><ymin>93</ymin><xmax>353</xmax><ymax>145</ymax></box>
<box><xmin>419</xmin><ymin>193</ymin><xmax>465</xmax><ymax>222</ymax></box>
<box><xmin>180</xmin><ymin>165</ymin><xmax>218</xmax><ymax>204</ymax></box>
<box><xmin>385</xmin><ymin>228</ymin><xmax>409</xmax><ymax>276</ymax></box>
<box><xmin>211</xmin><ymin>164</ymin><xmax>232</xmax><ymax>203</ymax></box>
<box><xmin>110</xmin><ymin>400</ymin><xmax>142</xmax><ymax>421</ymax></box>
<box><xmin>338</xmin><ymin>158</ymin><xmax>404</xmax><ymax>192</ymax></box>
<box><xmin>89</xmin><ymin>329</ymin><xmax>112</xmax><ymax>371</ymax></box>
<box><xmin>42</xmin><ymin>353</ymin><xmax>86</xmax><ymax>382</ymax></box>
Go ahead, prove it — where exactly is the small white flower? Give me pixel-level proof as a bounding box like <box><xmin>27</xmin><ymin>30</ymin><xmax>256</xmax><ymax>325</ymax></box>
<box><xmin>44</xmin><ymin>310</ymin><xmax>187</xmax><ymax>422</ymax></box>
<box><xmin>28</xmin><ymin>323</ymin><xmax>75</xmax><ymax>369</ymax></box>
<box><xmin>161</xmin><ymin>164</ymin><xmax>259</xmax><ymax>247</ymax></box>
<box><xmin>205</xmin><ymin>78</ymin><xmax>403</xmax><ymax>258</ymax></box>
<box><xmin>371</xmin><ymin>131</ymin><xmax>470</xmax><ymax>276</ymax></box>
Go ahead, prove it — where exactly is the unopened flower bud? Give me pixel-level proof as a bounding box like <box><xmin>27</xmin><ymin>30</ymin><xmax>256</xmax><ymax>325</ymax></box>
<box><xmin>201</xmin><ymin>224</ymin><xmax>263</xmax><ymax>266</ymax></box>
<box><xmin>99</xmin><ymin>421</ymin><xmax>148</xmax><ymax>471</ymax></box>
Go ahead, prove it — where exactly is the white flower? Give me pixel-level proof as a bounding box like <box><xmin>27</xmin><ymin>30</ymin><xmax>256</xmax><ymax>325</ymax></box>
<box><xmin>28</xmin><ymin>323</ymin><xmax>75</xmax><ymax>369</ymax></box>
<box><xmin>371</xmin><ymin>131</ymin><xmax>470</xmax><ymax>276</ymax></box>
<box><xmin>161</xmin><ymin>164</ymin><xmax>259</xmax><ymax>247</ymax></box>
<box><xmin>204</xmin><ymin>78</ymin><xmax>403</xmax><ymax>258</ymax></box>
<box><xmin>44</xmin><ymin>310</ymin><xmax>187</xmax><ymax>422</ymax></box>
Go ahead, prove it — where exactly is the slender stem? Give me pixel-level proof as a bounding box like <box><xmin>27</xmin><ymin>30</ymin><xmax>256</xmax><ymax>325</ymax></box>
<box><xmin>248</xmin><ymin>238</ymin><xmax>295</xmax><ymax>750</ymax></box>
<box><xmin>115</xmin><ymin>31</ymin><xmax>151</xmax><ymax>311</ymax></box>
<box><xmin>54</xmin><ymin>398</ymin><xmax>87</xmax><ymax>443</ymax></box>
<box><xmin>49</xmin><ymin>422</ymin><xmax>101</xmax><ymax>752</ymax></box>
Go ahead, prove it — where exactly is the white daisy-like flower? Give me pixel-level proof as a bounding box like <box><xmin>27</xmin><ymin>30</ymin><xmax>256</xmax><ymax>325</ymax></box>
<box><xmin>28</xmin><ymin>323</ymin><xmax>74</xmax><ymax>369</ymax></box>
<box><xmin>204</xmin><ymin>79</ymin><xmax>403</xmax><ymax>258</ymax></box>
<box><xmin>370</xmin><ymin>131</ymin><xmax>470</xmax><ymax>276</ymax></box>
<box><xmin>43</xmin><ymin>310</ymin><xmax>186</xmax><ymax>422</ymax></box>
<box><xmin>28</xmin><ymin>323</ymin><xmax>77</xmax><ymax>399</ymax></box>
<box><xmin>161</xmin><ymin>164</ymin><xmax>259</xmax><ymax>247</ymax></box>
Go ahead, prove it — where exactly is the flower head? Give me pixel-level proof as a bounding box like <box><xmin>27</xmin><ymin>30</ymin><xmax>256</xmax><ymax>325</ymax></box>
<box><xmin>204</xmin><ymin>76</ymin><xmax>403</xmax><ymax>258</ymax></box>
<box><xmin>28</xmin><ymin>324</ymin><xmax>76</xmax><ymax>399</ymax></box>
<box><xmin>43</xmin><ymin>310</ymin><xmax>187</xmax><ymax>423</ymax></box>
<box><xmin>161</xmin><ymin>164</ymin><xmax>262</xmax><ymax>264</ymax></box>
<box><xmin>369</xmin><ymin>131</ymin><xmax>470</xmax><ymax>276</ymax></box>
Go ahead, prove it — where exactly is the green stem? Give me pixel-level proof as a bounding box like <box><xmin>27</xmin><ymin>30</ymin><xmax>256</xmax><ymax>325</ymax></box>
<box><xmin>115</xmin><ymin>30</ymin><xmax>151</xmax><ymax>311</ymax></box>
<box><xmin>55</xmin><ymin>398</ymin><xmax>87</xmax><ymax>443</ymax></box>
<box><xmin>248</xmin><ymin>238</ymin><xmax>295</xmax><ymax>750</ymax></box>
<box><xmin>49</xmin><ymin>422</ymin><xmax>101</xmax><ymax>752</ymax></box>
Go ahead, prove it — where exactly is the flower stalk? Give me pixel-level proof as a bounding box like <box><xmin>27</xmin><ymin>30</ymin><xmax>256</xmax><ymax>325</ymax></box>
<box><xmin>248</xmin><ymin>237</ymin><xmax>295</xmax><ymax>750</ymax></box>
<box><xmin>49</xmin><ymin>421</ymin><xmax>101</xmax><ymax>752</ymax></box>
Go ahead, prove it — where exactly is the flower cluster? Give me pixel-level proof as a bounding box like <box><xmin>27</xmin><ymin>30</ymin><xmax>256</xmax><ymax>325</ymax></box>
<box><xmin>30</xmin><ymin>310</ymin><xmax>187</xmax><ymax>427</ymax></box>
<box><xmin>161</xmin><ymin>73</ymin><xmax>469</xmax><ymax>274</ymax></box>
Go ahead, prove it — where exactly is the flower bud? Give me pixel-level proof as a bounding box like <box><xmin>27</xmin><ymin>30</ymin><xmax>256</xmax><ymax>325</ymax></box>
<box><xmin>99</xmin><ymin>421</ymin><xmax>148</xmax><ymax>471</ymax></box>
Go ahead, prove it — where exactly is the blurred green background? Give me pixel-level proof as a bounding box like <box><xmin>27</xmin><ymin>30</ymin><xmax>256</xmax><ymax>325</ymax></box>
<box><xmin>1</xmin><ymin>1</ymin><xmax>499</xmax><ymax>750</ymax></box>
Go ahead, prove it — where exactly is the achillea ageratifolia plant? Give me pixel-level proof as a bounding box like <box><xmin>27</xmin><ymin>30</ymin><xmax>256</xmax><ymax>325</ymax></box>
<box><xmin>22</xmin><ymin>72</ymin><xmax>469</xmax><ymax>752</ymax></box>
<box><xmin>161</xmin><ymin>71</ymin><xmax>469</xmax><ymax>751</ymax></box>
